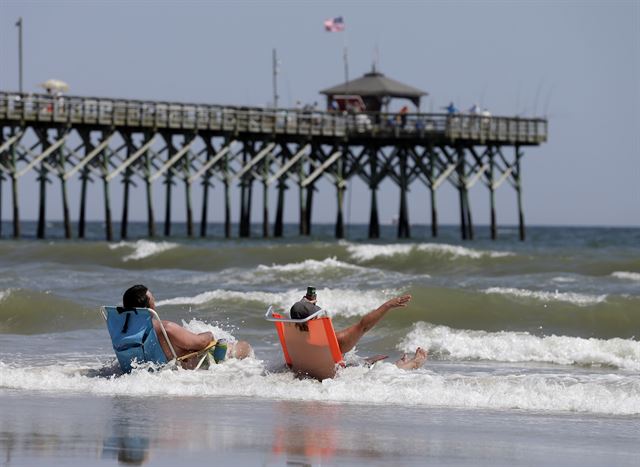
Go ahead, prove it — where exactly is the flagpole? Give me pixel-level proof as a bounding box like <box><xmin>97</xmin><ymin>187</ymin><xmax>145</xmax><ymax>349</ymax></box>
<box><xmin>16</xmin><ymin>17</ymin><xmax>23</xmax><ymax>94</ymax></box>
<box><xmin>342</xmin><ymin>30</ymin><xmax>349</xmax><ymax>91</ymax></box>
<box><xmin>272</xmin><ymin>48</ymin><xmax>279</xmax><ymax>109</ymax></box>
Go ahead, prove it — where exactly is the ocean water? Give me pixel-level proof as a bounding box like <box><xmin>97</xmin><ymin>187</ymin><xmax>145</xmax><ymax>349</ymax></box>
<box><xmin>0</xmin><ymin>222</ymin><xmax>639</xmax><ymax>465</ymax></box>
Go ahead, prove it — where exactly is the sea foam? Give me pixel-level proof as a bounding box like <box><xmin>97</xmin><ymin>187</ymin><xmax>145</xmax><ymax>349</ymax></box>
<box><xmin>256</xmin><ymin>257</ymin><xmax>364</xmax><ymax>273</ymax></box>
<box><xmin>484</xmin><ymin>287</ymin><xmax>606</xmax><ymax>306</ymax></box>
<box><xmin>157</xmin><ymin>287</ymin><xmax>396</xmax><ymax>318</ymax></box>
<box><xmin>346</xmin><ymin>242</ymin><xmax>512</xmax><ymax>262</ymax></box>
<box><xmin>399</xmin><ymin>322</ymin><xmax>640</xmax><ymax>371</ymax></box>
<box><xmin>1</xmin><ymin>358</ymin><xmax>639</xmax><ymax>415</ymax></box>
<box><xmin>612</xmin><ymin>271</ymin><xmax>640</xmax><ymax>282</ymax></box>
<box><xmin>108</xmin><ymin>240</ymin><xmax>178</xmax><ymax>261</ymax></box>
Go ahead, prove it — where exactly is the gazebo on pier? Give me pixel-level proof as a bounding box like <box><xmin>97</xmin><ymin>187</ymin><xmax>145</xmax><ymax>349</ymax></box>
<box><xmin>320</xmin><ymin>66</ymin><xmax>427</xmax><ymax>112</ymax></box>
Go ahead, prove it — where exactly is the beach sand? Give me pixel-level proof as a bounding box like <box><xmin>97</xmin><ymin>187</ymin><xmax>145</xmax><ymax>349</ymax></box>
<box><xmin>1</xmin><ymin>389</ymin><xmax>638</xmax><ymax>466</ymax></box>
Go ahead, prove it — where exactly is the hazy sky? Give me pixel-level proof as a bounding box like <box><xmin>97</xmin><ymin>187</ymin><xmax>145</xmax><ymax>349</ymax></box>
<box><xmin>1</xmin><ymin>0</ymin><xmax>638</xmax><ymax>228</ymax></box>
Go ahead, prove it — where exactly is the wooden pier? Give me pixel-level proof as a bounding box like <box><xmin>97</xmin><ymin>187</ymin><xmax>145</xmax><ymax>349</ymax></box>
<box><xmin>0</xmin><ymin>91</ymin><xmax>547</xmax><ymax>240</ymax></box>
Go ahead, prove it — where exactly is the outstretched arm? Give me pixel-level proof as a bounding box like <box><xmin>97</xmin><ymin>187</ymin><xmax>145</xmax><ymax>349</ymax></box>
<box><xmin>335</xmin><ymin>294</ymin><xmax>412</xmax><ymax>354</ymax></box>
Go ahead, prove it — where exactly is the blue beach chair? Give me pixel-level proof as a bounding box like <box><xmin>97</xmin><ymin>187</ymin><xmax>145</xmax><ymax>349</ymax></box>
<box><xmin>101</xmin><ymin>306</ymin><xmax>177</xmax><ymax>373</ymax></box>
<box><xmin>101</xmin><ymin>306</ymin><xmax>217</xmax><ymax>372</ymax></box>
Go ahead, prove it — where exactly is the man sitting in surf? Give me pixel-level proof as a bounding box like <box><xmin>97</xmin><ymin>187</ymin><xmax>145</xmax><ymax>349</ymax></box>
<box><xmin>123</xmin><ymin>285</ymin><xmax>253</xmax><ymax>368</ymax></box>
<box><xmin>290</xmin><ymin>287</ymin><xmax>427</xmax><ymax>370</ymax></box>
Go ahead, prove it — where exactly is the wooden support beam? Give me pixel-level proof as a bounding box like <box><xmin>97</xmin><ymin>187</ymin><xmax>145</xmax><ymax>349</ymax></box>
<box><xmin>98</xmin><ymin>132</ymin><xmax>114</xmax><ymax>241</ymax></box>
<box><xmin>239</xmin><ymin>144</ymin><xmax>253</xmax><ymax>238</ymax></box>
<box><xmin>397</xmin><ymin>149</ymin><xmax>411</xmax><ymax>239</ymax></box>
<box><xmin>233</xmin><ymin>142</ymin><xmax>275</xmax><ymax>181</ymax></box>
<box><xmin>185</xmin><ymin>182</ymin><xmax>193</xmax><ymax>236</ymax></box>
<box><xmin>188</xmin><ymin>140</ymin><xmax>237</xmax><ymax>184</ymax></box>
<box><xmin>121</xmin><ymin>167</ymin><xmax>131</xmax><ymax>239</ymax></box>
<box><xmin>150</xmin><ymin>137</ymin><xmax>195</xmax><ymax>183</ymax></box>
<box><xmin>274</xmin><ymin>178</ymin><xmax>286</xmax><ymax>237</ymax></box>
<box><xmin>55</xmin><ymin>130</ymin><xmax>72</xmax><ymax>239</ymax></box>
<box><xmin>17</xmin><ymin>134</ymin><xmax>67</xmax><ymax>179</ymax></box>
<box><xmin>432</xmin><ymin>161</ymin><xmax>458</xmax><ymax>190</ymax></box>
<box><xmin>465</xmin><ymin>188</ymin><xmax>474</xmax><ymax>240</ymax></box>
<box><xmin>305</xmin><ymin>183</ymin><xmax>314</xmax><ymax>235</ymax></box>
<box><xmin>368</xmin><ymin>148</ymin><xmax>380</xmax><ymax>239</ymax></box>
<box><xmin>489</xmin><ymin>150</ymin><xmax>497</xmax><ymax>240</ymax></box>
<box><xmin>0</xmin><ymin>131</ymin><xmax>23</xmax><ymax>155</ymax></box>
<box><xmin>163</xmin><ymin>135</ymin><xmax>175</xmax><ymax>237</ymax></box>
<box><xmin>301</xmin><ymin>150</ymin><xmax>342</xmax><ymax>188</ymax></box>
<box><xmin>9</xmin><ymin>130</ymin><xmax>21</xmax><ymax>238</ymax></box>
<box><xmin>262</xmin><ymin>148</ymin><xmax>271</xmax><ymax>238</ymax></box>
<box><xmin>491</xmin><ymin>164</ymin><xmax>513</xmax><ymax>190</ymax></box>
<box><xmin>77</xmin><ymin>132</ymin><xmax>93</xmax><ymax>239</ymax></box>
<box><xmin>298</xmin><ymin>158</ymin><xmax>307</xmax><ymax>235</ymax></box>
<box><xmin>120</xmin><ymin>134</ymin><xmax>139</xmax><ymax>240</ymax></box>
<box><xmin>0</xmin><ymin>132</ymin><xmax>3</xmax><ymax>237</ymax></box>
<box><xmin>145</xmin><ymin>143</ymin><xmax>156</xmax><ymax>237</ymax></box>
<box><xmin>369</xmin><ymin>188</ymin><xmax>380</xmax><ymax>239</ymax></box>
<box><xmin>457</xmin><ymin>149</ymin><xmax>467</xmax><ymax>240</ymax></box>
<box><xmin>267</xmin><ymin>144</ymin><xmax>309</xmax><ymax>185</ymax></box>
<box><xmin>106</xmin><ymin>136</ymin><xmax>156</xmax><ymax>182</ymax></box>
<box><xmin>245</xmin><ymin>176</ymin><xmax>254</xmax><ymax>237</ymax></box>
<box><xmin>335</xmin><ymin>154</ymin><xmax>345</xmax><ymax>239</ymax></box>
<box><xmin>199</xmin><ymin>142</ymin><xmax>215</xmax><ymax>238</ymax></box>
<box><xmin>429</xmin><ymin>148</ymin><xmax>438</xmax><ymax>237</ymax></box>
<box><xmin>465</xmin><ymin>163</ymin><xmax>489</xmax><ymax>190</ymax></box>
<box><xmin>515</xmin><ymin>146</ymin><xmax>525</xmax><ymax>241</ymax></box>
<box><xmin>64</xmin><ymin>133</ymin><xmax>113</xmax><ymax>181</ymax></box>
<box><xmin>224</xmin><ymin>177</ymin><xmax>231</xmax><ymax>238</ymax></box>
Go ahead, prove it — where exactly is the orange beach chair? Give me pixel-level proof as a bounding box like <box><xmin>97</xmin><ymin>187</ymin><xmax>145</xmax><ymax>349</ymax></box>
<box><xmin>265</xmin><ymin>305</ymin><xmax>345</xmax><ymax>380</ymax></box>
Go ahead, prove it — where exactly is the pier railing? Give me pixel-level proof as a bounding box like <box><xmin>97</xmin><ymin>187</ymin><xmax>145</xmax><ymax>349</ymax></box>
<box><xmin>0</xmin><ymin>91</ymin><xmax>547</xmax><ymax>144</ymax></box>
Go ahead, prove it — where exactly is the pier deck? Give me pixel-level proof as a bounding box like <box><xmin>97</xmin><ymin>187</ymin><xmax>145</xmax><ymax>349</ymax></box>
<box><xmin>0</xmin><ymin>91</ymin><xmax>547</xmax><ymax>241</ymax></box>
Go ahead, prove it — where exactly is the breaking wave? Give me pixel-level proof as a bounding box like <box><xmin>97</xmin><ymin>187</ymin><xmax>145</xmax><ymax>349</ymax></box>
<box><xmin>257</xmin><ymin>257</ymin><xmax>363</xmax><ymax>273</ymax></box>
<box><xmin>346</xmin><ymin>242</ymin><xmax>513</xmax><ymax>262</ymax></box>
<box><xmin>483</xmin><ymin>287</ymin><xmax>607</xmax><ymax>306</ymax></box>
<box><xmin>399</xmin><ymin>322</ymin><xmax>640</xmax><ymax>371</ymax></box>
<box><xmin>612</xmin><ymin>271</ymin><xmax>640</xmax><ymax>282</ymax></box>
<box><xmin>108</xmin><ymin>240</ymin><xmax>179</xmax><ymax>261</ymax></box>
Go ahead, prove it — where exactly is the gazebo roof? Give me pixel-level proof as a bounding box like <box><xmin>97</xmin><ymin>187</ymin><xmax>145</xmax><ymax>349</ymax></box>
<box><xmin>320</xmin><ymin>69</ymin><xmax>427</xmax><ymax>104</ymax></box>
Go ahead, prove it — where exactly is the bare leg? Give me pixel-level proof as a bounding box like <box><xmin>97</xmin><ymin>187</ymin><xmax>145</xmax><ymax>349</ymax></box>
<box><xmin>154</xmin><ymin>320</ymin><xmax>253</xmax><ymax>362</ymax></box>
<box><xmin>394</xmin><ymin>348</ymin><xmax>428</xmax><ymax>370</ymax></box>
<box><xmin>153</xmin><ymin>320</ymin><xmax>213</xmax><ymax>360</ymax></box>
<box><xmin>335</xmin><ymin>294</ymin><xmax>412</xmax><ymax>354</ymax></box>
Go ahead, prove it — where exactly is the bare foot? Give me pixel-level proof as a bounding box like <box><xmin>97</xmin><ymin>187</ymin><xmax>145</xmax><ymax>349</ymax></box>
<box><xmin>394</xmin><ymin>347</ymin><xmax>428</xmax><ymax>370</ymax></box>
<box><xmin>229</xmin><ymin>340</ymin><xmax>253</xmax><ymax>359</ymax></box>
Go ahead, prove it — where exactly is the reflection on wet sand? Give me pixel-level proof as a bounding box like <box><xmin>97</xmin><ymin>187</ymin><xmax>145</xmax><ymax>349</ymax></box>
<box><xmin>271</xmin><ymin>401</ymin><xmax>338</xmax><ymax>461</ymax></box>
<box><xmin>269</xmin><ymin>400</ymin><xmax>386</xmax><ymax>466</ymax></box>
<box><xmin>4</xmin><ymin>390</ymin><xmax>633</xmax><ymax>466</ymax></box>
<box><xmin>102</xmin><ymin>436</ymin><xmax>150</xmax><ymax>465</ymax></box>
<box><xmin>101</xmin><ymin>397</ymin><xmax>151</xmax><ymax>465</ymax></box>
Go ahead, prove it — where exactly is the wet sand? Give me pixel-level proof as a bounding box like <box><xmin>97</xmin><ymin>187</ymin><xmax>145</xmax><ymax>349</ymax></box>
<box><xmin>1</xmin><ymin>389</ymin><xmax>638</xmax><ymax>466</ymax></box>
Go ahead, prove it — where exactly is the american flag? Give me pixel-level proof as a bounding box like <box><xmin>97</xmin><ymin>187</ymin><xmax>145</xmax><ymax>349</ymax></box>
<box><xmin>324</xmin><ymin>16</ymin><xmax>345</xmax><ymax>32</ymax></box>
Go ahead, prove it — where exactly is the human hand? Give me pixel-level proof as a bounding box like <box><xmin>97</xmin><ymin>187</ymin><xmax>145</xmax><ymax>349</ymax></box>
<box><xmin>385</xmin><ymin>294</ymin><xmax>412</xmax><ymax>309</ymax></box>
